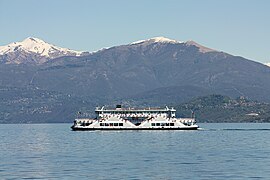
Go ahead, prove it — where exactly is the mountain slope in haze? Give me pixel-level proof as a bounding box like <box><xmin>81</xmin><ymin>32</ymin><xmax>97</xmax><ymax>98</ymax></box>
<box><xmin>0</xmin><ymin>86</ymin><xmax>101</xmax><ymax>123</ymax></box>
<box><xmin>175</xmin><ymin>95</ymin><xmax>270</xmax><ymax>123</ymax></box>
<box><xmin>0</xmin><ymin>37</ymin><xmax>89</xmax><ymax>64</ymax></box>
<box><xmin>1</xmin><ymin>36</ymin><xmax>270</xmax><ymax>123</ymax></box>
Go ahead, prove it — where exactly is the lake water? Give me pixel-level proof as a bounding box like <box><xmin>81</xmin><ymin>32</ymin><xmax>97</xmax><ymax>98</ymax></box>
<box><xmin>1</xmin><ymin>123</ymin><xmax>270</xmax><ymax>179</ymax></box>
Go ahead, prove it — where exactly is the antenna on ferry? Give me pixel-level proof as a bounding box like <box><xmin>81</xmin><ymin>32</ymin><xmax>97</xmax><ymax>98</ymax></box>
<box><xmin>191</xmin><ymin>110</ymin><xmax>195</xmax><ymax>118</ymax></box>
<box><xmin>77</xmin><ymin>111</ymin><xmax>82</xmax><ymax>118</ymax></box>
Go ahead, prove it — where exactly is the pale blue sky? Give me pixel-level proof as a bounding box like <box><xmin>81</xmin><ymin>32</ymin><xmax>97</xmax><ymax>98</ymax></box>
<box><xmin>0</xmin><ymin>0</ymin><xmax>269</xmax><ymax>63</ymax></box>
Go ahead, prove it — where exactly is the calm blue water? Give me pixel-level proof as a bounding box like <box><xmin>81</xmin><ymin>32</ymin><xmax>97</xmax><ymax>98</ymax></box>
<box><xmin>1</xmin><ymin>123</ymin><xmax>270</xmax><ymax>179</ymax></box>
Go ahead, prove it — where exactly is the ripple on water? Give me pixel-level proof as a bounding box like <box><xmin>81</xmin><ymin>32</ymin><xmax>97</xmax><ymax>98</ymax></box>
<box><xmin>1</xmin><ymin>123</ymin><xmax>270</xmax><ymax>179</ymax></box>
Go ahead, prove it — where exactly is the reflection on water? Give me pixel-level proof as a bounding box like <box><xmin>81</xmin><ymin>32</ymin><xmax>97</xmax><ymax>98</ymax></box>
<box><xmin>1</xmin><ymin>123</ymin><xmax>270</xmax><ymax>179</ymax></box>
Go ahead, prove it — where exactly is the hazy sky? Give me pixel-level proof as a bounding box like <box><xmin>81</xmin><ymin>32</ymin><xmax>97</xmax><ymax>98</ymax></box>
<box><xmin>0</xmin><ymin>0</ymin><xmax>269</xmax><ymax>63</ymax></box>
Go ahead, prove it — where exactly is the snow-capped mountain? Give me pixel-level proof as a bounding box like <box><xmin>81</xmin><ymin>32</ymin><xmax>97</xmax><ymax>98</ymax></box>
<box><xmin>265</xmin><ymin>63</ymin><xmax>270</xmax><ymax>67</ymax></box>
<box><xmin>0</xmin><ymin>36</ymin><xmax>218</xmax><ymax>65</ymax></box>
<box><xmin>0</xmin><ymin>37</ymin><xmax>88</xmax><ymax>64</ymax></box>
<box><xmin>130</xmin><ymin>36</ymin><xmax>217</xmax><ymax>53</ymax></box>
<box><xmin>130</xmin><ymin>36</ymin><xmax>182</xmax><ymax>45</ymax></box>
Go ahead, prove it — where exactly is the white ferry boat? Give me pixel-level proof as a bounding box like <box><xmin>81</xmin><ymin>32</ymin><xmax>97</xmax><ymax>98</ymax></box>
<box><xmin>71</xmin><ymin>105</ymin><xmax>198</xmax><ymax>130</ymax></box>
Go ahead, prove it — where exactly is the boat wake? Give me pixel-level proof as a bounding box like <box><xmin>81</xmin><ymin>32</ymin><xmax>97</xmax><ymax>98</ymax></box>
<box><xmin>200</xmin><ymin>128</ymin><xmax>270</xmax><ymax>131</ymax></box>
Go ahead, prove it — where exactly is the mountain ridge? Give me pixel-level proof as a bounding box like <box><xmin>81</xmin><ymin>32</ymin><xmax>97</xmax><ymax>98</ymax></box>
<box><xmin>0</xmin><ymin>36</ymin><xmax>222</xmax><ymax>65</ymax></box>
<box><xmin>1</xmin><ymin>36</ymin><xmax>270</xmax><ymax>123</ymax></box>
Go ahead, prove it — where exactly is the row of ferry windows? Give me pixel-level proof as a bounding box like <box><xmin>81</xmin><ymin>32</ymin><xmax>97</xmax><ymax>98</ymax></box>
<box><xmin>99</xmin><ymin>112</ymin><xmax>168</xmax><ymax>114</ymax></box>
<box><xmin>151</xmin><ymin>123</ymin><xmax>174</xmax><ymax>126</ymax></box>
<box><xmin>100</xmin><ymin>123</ymin><xmax>123</xmax><ymax>126</ymax></box>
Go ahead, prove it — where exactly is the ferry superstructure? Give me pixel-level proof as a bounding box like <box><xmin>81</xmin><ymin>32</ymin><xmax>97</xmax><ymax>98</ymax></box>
<box><xmin>71</xmin><ymin>105</ymin><xmax>198</xmax><ymax>130</ymax></box>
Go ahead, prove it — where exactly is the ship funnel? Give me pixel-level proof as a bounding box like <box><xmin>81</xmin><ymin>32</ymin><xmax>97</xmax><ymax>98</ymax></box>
<box><xmin>116</xmin><ymin>104</ymin><xmax>122</xmax><ymax>109</ymax></box>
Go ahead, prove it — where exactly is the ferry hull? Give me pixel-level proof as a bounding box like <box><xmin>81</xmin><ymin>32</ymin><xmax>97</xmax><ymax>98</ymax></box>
<box><xmin>71</xmin><ymin>126</ymin><xmax>199</xmax><ymax>131</ymax></box>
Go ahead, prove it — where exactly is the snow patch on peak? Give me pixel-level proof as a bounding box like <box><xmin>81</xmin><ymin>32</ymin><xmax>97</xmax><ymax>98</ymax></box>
<box><xmin>149</xmin><ymin>37</ymin><xmax>181</xmax><ymax>43</ymax></box>
<box><xmin>0</xmin><ymin>37</ymin><xmax>85</xmax><ymax>58</ymax></box>
<box><xmin>185</xmin><ymin>40</ymin><xmax>217</xmax><ymax>53</ymax></box>
<box><xmin>24</xmin><ymin>37</ymin><xmax>45</xmax><ymax>43</ymax></box>
<box><xmin>265</xmin><ymin>62</ymin><xmax>270</xmax><ymax>67</ymax></box>
<box><xmin>130</xmin><ymin>36</ymin><xmax>182</xmax><ymax>45</ymax></box>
